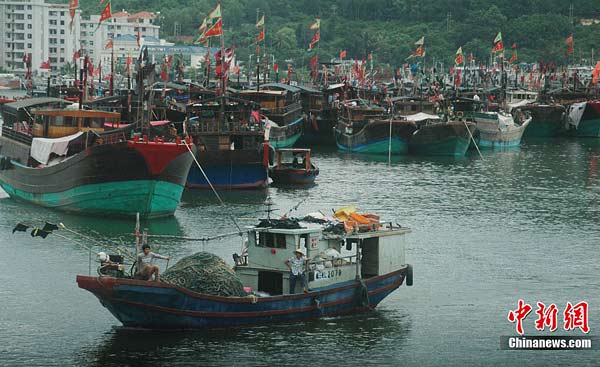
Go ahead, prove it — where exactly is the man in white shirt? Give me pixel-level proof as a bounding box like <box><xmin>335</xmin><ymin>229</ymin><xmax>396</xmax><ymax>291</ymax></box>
<box><xmin>136</xmin><ymin>244</ymin><xmax>170</xmax><ymax>281</ymax></box>
<box><xmin>285</xmin><ymin>248</ymin><xmax>309</xmax><ymax>294</ymax></box>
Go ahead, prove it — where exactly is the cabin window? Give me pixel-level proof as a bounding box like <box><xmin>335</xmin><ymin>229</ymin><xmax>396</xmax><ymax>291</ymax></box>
<box><xmin>258</xmin><ymin>271</ymin><xmax>283</xmax><ymax>295</ymax></box>
<box><xmin>258</xmin><ymin>232</ymin><xmax>287</xmax><ymax>249</ymax></box>
<box><xmin>53</xmin><ymin>116</ymin><xmax>65</xmax><ymax>126</ymax></box>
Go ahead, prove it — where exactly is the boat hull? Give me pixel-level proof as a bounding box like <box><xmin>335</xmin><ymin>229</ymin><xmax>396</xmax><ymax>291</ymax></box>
<box><xmin>0</xmin><ymin>139</ymin><xmax>194</xmax><ymax>218</ymax></box>
<box><xmin>472</xmin><ymin>114</ymin><xmax>530</xmax><ymax>149</ymax></box>
<box><xmin>269</xmin><ymin>117</ymin><xmax>304</xmax><ymax>149</ymax></box>
<box><xmin>336</xmin><ymin>120</ymin><xmax>415</xmax><ymax>155</ymax></box>
<box><xmin>565</xmin><ymin>101</ymin><xmax>600</xmax><ymax>137</ymax></box>
<box><xmin>76</xmin><ymin>268</ymin><xmax>407</xmax><ymax>329</ymax></box>
<box><xmin>186</xmin><ymin>150</ymin><xmax>268</xmax><ymax>190</ymax></box>
<box><xmin>408</xmin><ymin>122</ymin><xmax>473</xmax><ymax>156</ymax></box>
<box><xmin>296</xmin><ymin>114</ymin><xmax>336</xmax><ymax>147</ymax></box>
<box><xmin>520</xmin><ymin>105</ymin><xmax>566</xmax><ymax>138</ymax></box>
<box><xmin>269</xmin><ymin>168</ymin><xmax>319</xmax><ymax>185</ymax></box>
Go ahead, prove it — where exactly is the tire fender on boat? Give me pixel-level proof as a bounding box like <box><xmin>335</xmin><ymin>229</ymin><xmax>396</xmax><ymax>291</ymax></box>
<box><xmin>405</xmin><ymin>264</ymin><xmax>413</xmax><ymax>286</ymax></box>
<box><xmin>357</xmin><ymin>281</ymin><xmax>370</xmax><ymax>307</ymax></box>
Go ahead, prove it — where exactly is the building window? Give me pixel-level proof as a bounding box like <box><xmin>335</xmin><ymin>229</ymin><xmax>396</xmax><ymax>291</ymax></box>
<box><xmin>27</xmin><ymin>34</ymin><xmax>31</xmax><ymax>39</ymax></box>
<box><xmin>60</xmin><ymin>57</ymin><xmax>64</xmax><ymax>62</ymax></box>
<box><xmin>60</xmin><ymin>11</ymin><xmax>65</xmax><ymax>16</ymax></box>
<box><xmin>16</xmin><ymin>5</ymin><xmax>24</xmax><ymax>10</ymax></box>
<box><xmin>49</xmin><ymin>11</ymin><xmax>57</xmax><ymax>16</ymax></box>
<box><xmin>27</xmin><ymin>24</ymin><xmax>31</xmax><ymax>29</ymax></box>
<box><xmin>89</xmin><ymin>41</ymin><xmax>93</xmax><ymax>46</ymax></box>
<box><xmin>60</xmin><ymin>20</ymin><xmax>64</xmax><ymax>25</ymax></box>
<box><xmin>27</xmin><ymin>14</ymin><xmax>31</xmax><ymax>20</ymax></box>
<box><xmin>60</xmin><ymin>30</ymin><xmax>64</xmax><ymax>34</ymax></box>
<box><xmin>27</xmin><ymin>5</ymin><xmax>32</xmax><ymax>10</ymax></box>
<box><xmin>49</xmin><ymin>20</ymin><xmax>57</xmax><ymax>25</ymax></box>
<box><xmin>27</xmin><ymin>43</ymin><xmax>31</xmax><ymax>48</ymax></box>
<box><xmin>50</xmin><ymin>29</ymin><xmax>57</xmax><ymax>35</ymax></box>
<box><xmin>60</xmin><ymin>39</ymin><xmax>64</xmax><ymax>44</ymax></box>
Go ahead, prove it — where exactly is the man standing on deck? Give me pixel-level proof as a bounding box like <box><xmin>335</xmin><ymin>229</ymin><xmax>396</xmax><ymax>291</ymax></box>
<box><xmin>285</xmin><ymin>248</ymin><xmax>309</xmax><ymax>294</ymax></box>
<box><xmin>136</xmin><ymin>244</ymin><xmax>170</xmax><ymax>281</ymax></box>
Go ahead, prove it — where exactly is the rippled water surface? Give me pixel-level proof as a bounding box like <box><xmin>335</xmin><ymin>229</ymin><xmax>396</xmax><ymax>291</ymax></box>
<box><xmin>1</xmin><ymin>139</ymin><xmax>599</xmax><ymax>366</ymax></box>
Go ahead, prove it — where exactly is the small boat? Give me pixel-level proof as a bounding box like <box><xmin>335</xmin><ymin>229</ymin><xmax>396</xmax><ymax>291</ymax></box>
<box><xmin>76</xmin><ymin>210</ymin><xmax>413</xmax><ymax>329</ymax></box>
<box><xmin>294</xmin><ymin>84</ymin><xmax>335</xmax><ymax>147</ymax></box>
<box><xmin>0</xmin><ymin>108</ymin><xmax>195</xmax><ymax>218</ymax></box>
<box><xmin>269</xmin><ymin>148</ymin><xmax>319</xmax><ymax>185</ymax></box>
<box><xmin>407</xmin><ymin>114</ymin><xmax>474</xmax><ymax>156</ymax></box>
<box><xmin>564</xmin><ymin>101</ymin><xmax>600</xmax><ymax>137</ymax></box>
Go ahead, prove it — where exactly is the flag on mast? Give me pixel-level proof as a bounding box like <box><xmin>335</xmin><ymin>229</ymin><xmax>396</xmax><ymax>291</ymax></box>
<box><xmin>309</xmin><ymin>18</ymin><xmax>320</xmax><ymax>30</ymax></box>
<box><xmin>414</xmin><ymin>36</ymin><xmax>425</xmax><ymax>46</ymax></box>
<box><xmin>256</xmin><ymin>15</ymin><xmax>265</xmax><ymax>28</ymax></box>
<box><xmin>68</xmin><ymin>0</ymin><xmax>78</xmax><ymax>30</ymax></box>
<box><xmin>204</xmin><ymin>18</ymin><xmax>223</xmax><ymax>38</ymax></box>
<box><xmin>455</xmin><ymin>47</ymin><xmax>463</xmax><ymax>65</ymax></box>
<box><xmin>308</xmin><ymin>31</ymin><xmax>320</xmax><ymax>50</ymax></box>
<box><xmin>98</xmin><ymin>2</ymin><xmax>111</xmax><ymax>26</ymax></box>
<box><xmin>565</xmin><ymin>35</ymin><xmax>574</xmax><ymax>55</ymax></box>
<box><xmin>492</xmin><ymin>32</ymin><xmax>503</xmax><ymax>53</ymax></box>
<box><xmin>208</xmin><ymin>3</ymin><xmax>221</xmax><ymax>19</ymax></box>
<box><xmin>104</xmin><ymin>39</ymin><xmax>113</xmax><ymax>49</ymax></box>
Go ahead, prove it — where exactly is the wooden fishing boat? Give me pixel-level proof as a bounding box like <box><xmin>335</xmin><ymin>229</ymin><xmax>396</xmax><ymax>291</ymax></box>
<box><xmin>564</xmin><ymin>101</ymin><xmax>600</xmax><ymax>137</ymax></box>
<box><xmin>185</xmin><ymin>96</ymin><xmax>270</xmax><ymax>190</ymax></box>
<box><xmin>76</xmin><ymin>214</ymin><xmax>413</xmax><ymax>329</ymax></box>
<box><xmin>234</xmin><ymin>84</ymin><xmax>304</xmax><ymax>149</ymax></box>
<box><xmin>0</xmin><ymin>108</ymin><xmax>195</xmax><ymax>218</ymax></box>
<box><xmin>294</xmin><ymin>84</ymin><xmax>335</xmax><ymax>147</ymax></box>
<box><xmin>452</xmin><ymin>98</ymin><xmax>531</xmax><ymax>149</ymax></box>
<box><xmin>268</xmin><ymin>148</ymin><xmax>319</xmax><ymax>185</ymax></box>
<box><xmin>408</xmin><ymin>115</ymin><xmax>474</xmax><ymax>156</ymax></box>
<box><xmin>518</xmin><ymin>103</ymin><xmax>566</xmax><ymax>138</ymax></box>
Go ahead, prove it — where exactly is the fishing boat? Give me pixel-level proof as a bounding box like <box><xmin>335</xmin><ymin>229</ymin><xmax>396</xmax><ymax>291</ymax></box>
<box><xmin>518</xmin><ymin>103</ymin><xmax>566</xmax><ymax>138</ymax></box>
<box><xmin>1</xmin><ymin>97</ymin><xmax>73</xmax><ymax>126</ymax></box>
<box><xmin>0</xmin><ymin>108</ymin><xmax>195</xmax><ymax>218</ymax></box>
<box><xmin>235</xmin><ymin>84</ymin><xmax>305</xmax><ymax>149</ymax></box>
<box><xmin>407</xmin><ymin>114</ymin><xmax>475</xmax><ymax>156</ymax></box>
<box><xmin>185</xmin><ymin>96</ymin><xmax>270</xmax><ymax>190</ymax></box>
<box><xmin>336</xmin><ymin>118</ymin><xmax>416</xmax><ymax>154</ymax></box>
<box><xmin>335</xmin><ymin>99</ymin><xmax>414</xmax><ymax>154</ymax></box>
<box><xmin>76</xmin><ymin>211</ymin><xmax>413</xmax><ymax>329</ymax></box>
<box><xmin>294</xmin><ymin>84</ymin><xmax>335</xmax><ymax>147</ymax></box>
<box><xmin>564</xmin><ymin>101</ymin><xmax>600</xmax><ymax>137</ymax></box>
<box><xmin>269</xmin><ymin>148</ymin><xmax>319</xmax><ymax>185</ymax></box>
<box><xmin>452</xmin><ymin>98</ymin><xmax>531</xmax><ymax>149</ymax></box>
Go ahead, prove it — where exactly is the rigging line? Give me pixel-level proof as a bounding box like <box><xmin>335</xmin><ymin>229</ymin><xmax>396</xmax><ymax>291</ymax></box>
<box><xmin>144</xmin><ymin>231</ymin><xmax>242</xmax><ymax>242</ymax></box>
<box><xmin>184</xmin><ymin>141</ymin><xmax>243</xmax><ymax>235</ymax></box>
<box><xmin>58</xmin><ymin>223</ymin><xmax>137</xmax><ymax>261</ymax></box>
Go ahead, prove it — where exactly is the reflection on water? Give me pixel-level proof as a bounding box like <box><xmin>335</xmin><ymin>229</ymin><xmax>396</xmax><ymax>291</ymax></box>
<box><xmin>78</xmin><ymin>311</ymin><xmax>411</xmax><ymax>367</ymax></box>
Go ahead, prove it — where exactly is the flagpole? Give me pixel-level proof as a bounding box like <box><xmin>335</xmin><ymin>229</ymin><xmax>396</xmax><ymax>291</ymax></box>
<box><xmin>110</xmin><ymin>42</ymin><xmax>114</xmax><ymax>96</ymax></box>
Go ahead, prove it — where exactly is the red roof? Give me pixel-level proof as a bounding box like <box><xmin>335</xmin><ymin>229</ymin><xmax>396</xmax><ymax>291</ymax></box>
<box><xmin>111</xmin><ymin>11</ymin><xmax>129</xmax><ymax>18</ymax></box>
<box><xmin>129</xmin><ymin>11</ymin><xmax>156</xmax><ymax>20</ymax></box>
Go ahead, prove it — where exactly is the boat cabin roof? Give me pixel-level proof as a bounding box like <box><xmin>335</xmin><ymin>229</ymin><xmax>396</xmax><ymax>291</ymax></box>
<box><xmin>32</xmin><ymin>109</ymin><xmax>121</xmax><ymax>119</ymax></box>
<box><xmin>276</xmin><ymin>148</ymin><xmax>310</xmax><ymax>154</ymax></box>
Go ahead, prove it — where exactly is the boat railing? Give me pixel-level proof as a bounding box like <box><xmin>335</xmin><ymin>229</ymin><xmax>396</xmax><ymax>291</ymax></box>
<box><xmin>1</xmin><ymin>125</ymin><xmax>33</xmax><ymax>145</ymax></box>
<box><xmin>308</xmin><ymin>254</ymin><xmax>357</xmax><ymax>269</ymax></box>
<box><xmin>189</xmin><ymin>120</ymin><xmax>264</xmax><ymax>135</ymax></box>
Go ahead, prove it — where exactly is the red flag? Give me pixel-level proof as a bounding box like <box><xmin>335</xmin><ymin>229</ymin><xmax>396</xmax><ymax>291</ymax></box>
<box><xmin>468</xmin><ymin>53</ymin><xmax>473</xmax><ymax>62</ymax></box>
<box><xmin>340</xmin><ymin>50</ymin><xmax>347</xmax><ymax>59</ymax></box>
<box><xmin>368</xmin><ymin>53</ymin><xmax>373</xmax><ymax>60</ymax></box>
<box><xmin>308</xmin><ymin>32</ymin><xmax>320</xmax><ymax>50</ymax></box>
<box><xmin>407</xmin><ymin>45</ymin><xmax>424</xmax><ymax>59</ymax></box>
<box><xmin>233</xmin><ymin>65</ymin><xmax>240</xmax><ymax>74</ymax></box>
<box><xmin>511</xmin><ymin>43</ymin><xmax>517</xmax><ymax>49</ymax></box>
<box><xmin>492</xmin><ymin>40</ymin><xmax>503</xmax><ymax>53</ymax></box>
<box><xmin>69</xmin><ymin>0</ymin><xmax>78</xmax><ymax>29</ymax></box>
<box><xmin>137</xmin><ymin>29</ymin><xmax>141</xmax><ymax>47</ymax></box>
<box><xmin>310</xmin><ymin>55</ymin><xmax>318</xmax><ymax>67</ymax></box>
<box><xmin>564</xmin><ymin>36</ymin><xmax>574</xmax><ymax>55</ymax></box>
<box><xmin>161</xmin><ymin>62</ymin><xmax>168</xmax><ymax>82</ymax></box>
<box><xmin>454</xmin><ymin>70</ymin><xmax>461</xmax><ymax>88</ymax></box>
<box><xmin>104</xmin><ymin>39</ymin><xmax>113</xmax><ymax>50</ymax></box>
<box><xmin>592</xmin><ymin>62</ymin><xmax>600</xmax><ymax>84</ymax></box>
<box><xmin>98</xmin><ymin>2</ymin><xmax>111</xmax><ymax>25</ymax></box>
<box><xmin>40</xmin><ymin>59</ymin><xmax>51</xmax><ymax>69</ymax></box>
<box><xmin>73</xmin><ymin>51</ymin><xmax>80</xmax><ymax>59</ymax></box>
<box><xmin>509</xmin><ymin>50</ymin><xmax>517</xmax><ymax>63</ymax></box>
<box><xmin>254</xmin><ymin>28</ymin><xmax>264</xmax><ymax>44</ymax></box>
<box><xmin>204</xmin><ymin>19</ymin><xmax>223</xmax><ymax>38</ymax></box>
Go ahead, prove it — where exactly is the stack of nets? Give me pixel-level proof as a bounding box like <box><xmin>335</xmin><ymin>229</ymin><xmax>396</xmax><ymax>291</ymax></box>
<box><xmin>161</xmin><ymin>252</ymin><xmax>246</xmax><ymax>297</ymax></box>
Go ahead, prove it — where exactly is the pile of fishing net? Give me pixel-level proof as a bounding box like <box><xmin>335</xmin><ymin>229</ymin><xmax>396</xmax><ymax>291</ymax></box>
<box><xmin>161</xmin><ymin>252</ymin><xmax>246</xmax><ymax>297</ymax></box>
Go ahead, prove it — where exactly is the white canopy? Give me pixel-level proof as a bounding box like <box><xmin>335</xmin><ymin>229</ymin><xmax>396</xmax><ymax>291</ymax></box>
<box><xmin>404</xmin><ymin>112</ymin><xmax>440</xmax><ymax>122</ymax></box>
<box><xmin>30</xmin><ymin>131</ymin><xmax>84</xmax><ymax>165</ymax></box>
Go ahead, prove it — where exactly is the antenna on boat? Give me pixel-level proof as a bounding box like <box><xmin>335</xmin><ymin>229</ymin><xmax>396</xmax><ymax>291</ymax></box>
<box><xmin>264</xmin><ymin>196</ymin><xmax>276</xmax><ymax>220</ymax></box>
<box><xmin>282</xmin><ymin>198</ymin><xmax>306</xmax><ymax>218</ymax></box>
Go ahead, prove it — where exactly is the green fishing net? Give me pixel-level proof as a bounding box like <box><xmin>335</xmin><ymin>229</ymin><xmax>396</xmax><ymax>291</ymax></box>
<box><xmin>161</xmin><ymin>252</ymin><xmax>246</xmax><ymax>297</ymax></box>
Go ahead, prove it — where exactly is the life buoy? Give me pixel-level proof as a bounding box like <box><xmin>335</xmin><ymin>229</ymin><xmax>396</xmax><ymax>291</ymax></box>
<box><xmin>405</xmin><ymin>264</ymin><xmax>413</xmax><ymax>286</ymax></box>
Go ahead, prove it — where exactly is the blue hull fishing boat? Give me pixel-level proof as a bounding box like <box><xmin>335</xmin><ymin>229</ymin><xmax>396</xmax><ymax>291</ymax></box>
<box><xmin>77</xmin><ymin>211</ymin><xmax>413</xmax><ymax>329</ymax></box>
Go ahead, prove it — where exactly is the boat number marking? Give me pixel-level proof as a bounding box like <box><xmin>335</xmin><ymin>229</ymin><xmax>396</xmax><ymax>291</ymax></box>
<box><xmin>314</xmin><ymin>268</ymin><xmax>342</xmax><ymax>281</ymax></box>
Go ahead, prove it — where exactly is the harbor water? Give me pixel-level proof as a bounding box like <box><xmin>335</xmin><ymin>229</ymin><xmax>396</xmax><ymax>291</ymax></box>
<box><xmin>1</xmin><ymin>139</ymin><xmax>599</xmax><ymax>366</ymax></box>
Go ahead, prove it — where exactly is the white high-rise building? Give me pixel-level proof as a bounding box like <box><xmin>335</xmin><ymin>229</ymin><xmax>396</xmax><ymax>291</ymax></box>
<box><xmin>0</xmin><ymin>0</ymin><xmax>81</xmax><ymax>72</ymax></box>
<box><xmin>81</xmin><ymin>10</ymin><xmax>162</xmax><ymax>67</ymax></box>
